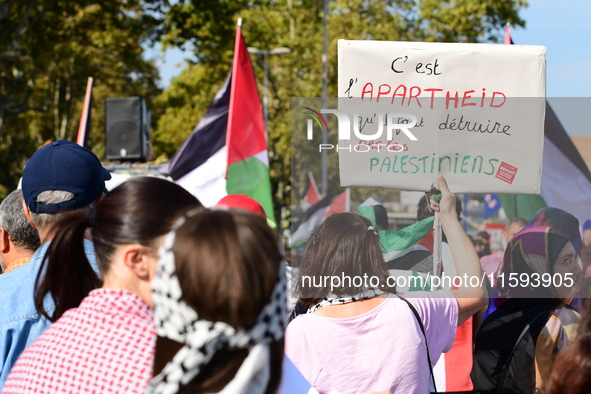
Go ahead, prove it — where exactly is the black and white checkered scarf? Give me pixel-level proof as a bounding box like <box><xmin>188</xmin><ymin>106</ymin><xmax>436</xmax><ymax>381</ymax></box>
<box><xmin>148</xmin><ymin>213</ymin><xmax>287</xmax><ymax>394</ymax></box>
<box><xmin>307</xmin><ymin>288</ymin><xmax>385</xmax><ymax>314</ymax></box>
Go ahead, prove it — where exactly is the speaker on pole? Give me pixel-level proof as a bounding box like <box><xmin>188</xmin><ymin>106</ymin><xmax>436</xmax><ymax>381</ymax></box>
<box><xmin>105</xmin><ymin>97</ymin><xmax>150</xmax><ymax>161</ymax></box>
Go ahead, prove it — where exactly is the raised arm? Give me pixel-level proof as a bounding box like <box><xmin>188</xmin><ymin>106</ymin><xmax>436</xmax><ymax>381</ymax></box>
<box><xmin>429</xmin><ymin>175</ymin><xmax>487</xmax><ymax>326</ymax></box>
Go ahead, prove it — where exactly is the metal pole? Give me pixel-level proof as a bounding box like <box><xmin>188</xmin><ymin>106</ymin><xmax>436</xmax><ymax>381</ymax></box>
<box><xmin>321</xmin><ymin>0</ymin><xmax>328</xmax><ymax>196</ymax></box>
<box><xmin>463</xmin><ymin>193</ymin><xmax>468</xmax><ymax>232</ymax></box>
<box><xmin>514</xmin><ymin>194</ymin><xmax>519</xmax><ymax>219</ymax></box>
<box><xmin>248</xmin><ymin>47</ymin><xmax>290</xmax><ymax>134</ymax></box>
<box><xmin>263</xmin><ymin>51</ymin><xmax>269</xmax><ymax>133</ymax></box>
<box><xmin>433</xmin><ymin>212</ymin><xmax>442</xmax><ymax>281</ymax></box>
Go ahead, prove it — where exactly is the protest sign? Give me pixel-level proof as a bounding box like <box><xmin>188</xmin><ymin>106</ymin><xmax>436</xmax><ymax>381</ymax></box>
<box><xmin>336</xmin><ymin>40</ymin><xmax>546</xmax><ymax>194</ymax></box>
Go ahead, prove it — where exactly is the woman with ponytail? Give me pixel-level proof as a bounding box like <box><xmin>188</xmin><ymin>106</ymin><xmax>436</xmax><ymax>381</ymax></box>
<box><xmin>2</xmin><ymin>177</ymin><xmax>201</xmax><ymax>394</ymax></box>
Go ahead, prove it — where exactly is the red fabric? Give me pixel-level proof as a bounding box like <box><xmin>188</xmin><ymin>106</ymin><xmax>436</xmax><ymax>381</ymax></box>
<box><xmin>443</xmin><ymin>317</ymin><xmax>475</xmax><ymax>391</ymax></box>
<box><xmin>504</xmin><ymin>26</ymin><xmax>513</xmax><ymax>45</ymax></box>
<box><xmin>217</xmin><ymin>194</ymin><xmax>266</xmax><ymax>217</ymax></box>
<box><xmin>418</xmin><ymin>229</ymin><xmax>435</xmax><ymax>254</ymax></box>
<box><xmin>304</xmin><ymin>172</ymin><xmax>321</xmax><ymax>207</ymax></box>
<box><xmin>323</xmin><ymin>190</ymin><xmax>349</xmax><ymax>218</ymax></box>
<box><xmin>226</xmin><ymin>26</ymin><xmax>267</xmax><ymax>166</ymax></box>
<box><xmin>2</xmin><ymin>289</ymin><xmax>155</xmax><ymax>394</ymax></box>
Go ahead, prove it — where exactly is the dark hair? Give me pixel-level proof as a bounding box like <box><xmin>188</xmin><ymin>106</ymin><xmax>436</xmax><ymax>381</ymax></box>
<box><xmin>543</xmin><ymin>299</ymin><xmax>591</xmax><ymax>393</ymax></box>
<box><xmin>477</xmin><ymin>231</ymin><xmax>491</xmax><ymax>242</ymax></box>
<box><xmin>528</xmin><ymin>207</ymin><xmax>582</xmax><ymax>253</ymax></box>
<box><xmin>373</xmin><ymin>204</ymin><xmax>389</xmax><ymax>230</ymax></box>
<box><xmin>34</xmin><ymin>177</ymin><xmax>201</xmax><ymax>322</ymax></box>
<box><xmin>296</xmin><ymin>212</ymin><xmax>392</xmax><ymax>307</ymax></box>
<box><xmin>152</xmin><ymin>209</ymin><xmax>284</xmax><ymax>394</ymax></box>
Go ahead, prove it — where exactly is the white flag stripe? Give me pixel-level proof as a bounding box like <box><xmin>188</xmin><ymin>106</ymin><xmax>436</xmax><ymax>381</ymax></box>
<box><xmin>176</xmin><ymin>146</ymin><xmax>228</xmax><ymax>207</ymax></box>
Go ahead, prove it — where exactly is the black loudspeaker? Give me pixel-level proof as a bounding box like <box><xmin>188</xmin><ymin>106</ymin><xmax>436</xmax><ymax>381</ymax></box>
<box><xmin>105</xmin><ymin>97</ymin><xmax>150</xmax><ymax>161</ymax></box>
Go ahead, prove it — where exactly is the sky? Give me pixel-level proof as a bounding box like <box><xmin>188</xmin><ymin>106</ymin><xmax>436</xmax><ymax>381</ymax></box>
<box><xmin>512</xmin><ymin>0</ymin><xmax>591</xmax><ymax>136</ymax></box>
<box><xmin>146</xmin><ymin>0</ymin><xmax>591</xmax><ymax>135</ymax></box>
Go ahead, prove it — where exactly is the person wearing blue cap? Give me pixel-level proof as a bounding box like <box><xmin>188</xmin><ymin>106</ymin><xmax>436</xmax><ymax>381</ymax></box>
<box><xmin>0</xmin><ymin>140</ymin><xmax>111</xmax><ymax>388</ymax></box>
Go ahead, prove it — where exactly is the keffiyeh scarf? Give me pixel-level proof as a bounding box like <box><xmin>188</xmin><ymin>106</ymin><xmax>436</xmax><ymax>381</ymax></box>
<box><xmin>148</xmin><ymin>214</ymin><xmax>288</xmax><ymax>394</ymax></box>
<box><xmin>307</xmin><ymin>288</ymin><xmax>385</xmax><ymax>314</ymax></box>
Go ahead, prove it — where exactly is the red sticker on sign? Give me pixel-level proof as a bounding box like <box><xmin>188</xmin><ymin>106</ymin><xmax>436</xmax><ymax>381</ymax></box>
<box><xmin>495</xmin><ymin>162</ymin><xmax>518</xmax><ymax>184</ymax></box>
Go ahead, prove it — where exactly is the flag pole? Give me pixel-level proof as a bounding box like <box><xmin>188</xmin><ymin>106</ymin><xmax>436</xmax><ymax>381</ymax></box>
<box><xmin>76</xmin><ymin>77</ymin><xmax>93</xmax><ymax>147</ymax></box>
<box><xmin>321</xmin><ymin>0</ymin><xmax>328</xmax><ymax>196</ymax></box>
<box><xmin>433</xmin><ymin>211</ymin><xmax>442</xmax><ymax>281</ymax></box>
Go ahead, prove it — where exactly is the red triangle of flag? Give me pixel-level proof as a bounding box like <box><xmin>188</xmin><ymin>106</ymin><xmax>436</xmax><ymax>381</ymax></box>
<box><xmin>227</xmin><ymin>26</ymin><xmax>267</xmax><ymax>165</ymax></box>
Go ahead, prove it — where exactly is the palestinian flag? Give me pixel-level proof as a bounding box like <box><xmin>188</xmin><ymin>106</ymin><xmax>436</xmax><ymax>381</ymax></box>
<box><xmin>499</xmin><ymin>102</ymin><xmax>591</xmax><ymax>223</ymax></box>
<box><xmin>159</xmin><ymin>74</ymin><xmax>230</xmax><ymax>207</ymax></box>
<box><xmin>499</xmin><ymin>31</ymin><xmax>591</xmax><ymax>224</ymax></box>
<box><xmin>357</xmin><ymin>204</ymin><xmax>435</xmax><ymax>273</ymax></box>
<box><xmin>302</xmin><ymin>171</ymin><xmax>321</xmax><ymax>210</ymax></box>
<box><xmin>504</xmin><ymin>24</ymin><xmax>514</xmax><ymax>45</ymax></box>
<box><xmin>160</xmin><ymin>23</ymin><xmax>275</xmax><ymax>220</ymax></box>
<box><xmin>291</xmin><ymin>189</ymin><xmax>350</xmax><ymax>248</ymax></box>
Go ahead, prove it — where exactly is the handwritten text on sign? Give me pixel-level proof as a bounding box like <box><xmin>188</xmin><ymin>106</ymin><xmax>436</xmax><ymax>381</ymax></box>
<box><xmin>336</xmin><ymin>40</ymin><xmax>546</xmax><ymax>194</ymax></box>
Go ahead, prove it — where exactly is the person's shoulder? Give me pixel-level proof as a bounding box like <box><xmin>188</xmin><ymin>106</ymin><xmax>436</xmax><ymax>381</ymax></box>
<box><xmin>401</xmin><ymin>289</ymin><xmax>455</xmax><ymax>301</ymax></box>
<box><xmin>0</xmin><ymin>261</ymin><xmax>40</xmax><ymax>315</ymax></box>
<box><xmin>286</xmin><ymin>312</ymin><xmax>320</xmax><ymax>337</ymax></box>
<box><xmin>0</xmin><ymin>245</ymin><xmax>52</xmax><ymax>324</ymax></box>
<box><xmin>401</xmin><ymin>290</ymin><xmax>457</xmax><ymax>319</ymax></box>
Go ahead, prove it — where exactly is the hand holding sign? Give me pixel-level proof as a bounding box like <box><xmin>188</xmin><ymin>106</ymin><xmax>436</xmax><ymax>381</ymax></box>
<box><xmin>429</xmin><ymin>175</ymin><xmax>456</xmax><ymax>221</ymax></box>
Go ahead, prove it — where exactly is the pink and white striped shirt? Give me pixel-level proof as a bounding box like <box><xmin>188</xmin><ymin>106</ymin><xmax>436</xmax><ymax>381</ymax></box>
<box><xmin>2</xmin><ymin>288</ymin><xmax>155</xmax><ymax>394</ymax></box>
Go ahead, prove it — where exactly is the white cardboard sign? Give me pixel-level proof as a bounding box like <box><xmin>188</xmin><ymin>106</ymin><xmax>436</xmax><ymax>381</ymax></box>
<box><xmin>337</xmin><ymin>40</ymin><xmax>546</xmax><ymax>194</ymax></box>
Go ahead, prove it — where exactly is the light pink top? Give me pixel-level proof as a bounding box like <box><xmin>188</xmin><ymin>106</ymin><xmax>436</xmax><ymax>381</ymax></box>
<box><xmin>480</xmin><ymin>250</ymin><xmax>503</xmax><ymax>284</ymax></box>
<box><xmin>285</xmin><ymin>291</ymin><xmax>458</xmax><ymax>394</ymax></box>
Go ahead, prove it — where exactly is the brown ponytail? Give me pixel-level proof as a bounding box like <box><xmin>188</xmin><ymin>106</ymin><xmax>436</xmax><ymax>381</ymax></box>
<box><xmin>34</xmin><ymin>177</ymin><xmax>201</xmax><ymax>322</ymax></box>
<box><xmin>35</xmin><ymin>211</ymin><xmax>101</xmax><ymax>322</ymax></box>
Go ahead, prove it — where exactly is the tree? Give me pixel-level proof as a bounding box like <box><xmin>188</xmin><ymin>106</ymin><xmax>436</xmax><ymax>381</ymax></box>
<box><xmin>152</xmin><ymin>0</ymin><xmax>528</xmax><ymax>210</ymax></box>
<box><xmin>0</xmin><ymin>0</ymin><xmax>166</xmax><ymax>197</ymax></box>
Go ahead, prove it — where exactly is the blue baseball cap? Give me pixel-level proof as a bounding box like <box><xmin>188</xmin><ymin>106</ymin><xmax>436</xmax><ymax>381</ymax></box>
<box><xmin>22</xmin><ymin>140</ymin><xmax>111</xmax><ymax>214</ymax></box>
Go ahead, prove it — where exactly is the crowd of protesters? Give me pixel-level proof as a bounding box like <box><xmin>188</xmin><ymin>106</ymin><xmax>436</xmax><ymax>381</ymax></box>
<box><xmin>0</xmin><ymin>140</ymin><xmax>589</xmax><ymax>394</ymax></box>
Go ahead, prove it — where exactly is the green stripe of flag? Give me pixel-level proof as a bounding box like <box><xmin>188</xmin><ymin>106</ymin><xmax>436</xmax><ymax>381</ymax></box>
<box><xmin>226</xmin><ymin>155</ymin><xmax>275</xmax><ymax>222</ymax></box>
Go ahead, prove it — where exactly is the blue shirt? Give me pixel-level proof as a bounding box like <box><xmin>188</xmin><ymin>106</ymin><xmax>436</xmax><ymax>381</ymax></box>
<box><xmin>0</xmin><ymin>239</ymin><xmax>98</xmax><ymax>388</ymax></box>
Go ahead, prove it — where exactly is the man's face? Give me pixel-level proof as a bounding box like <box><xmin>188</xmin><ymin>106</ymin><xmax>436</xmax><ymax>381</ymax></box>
<box><xmin>504</xmin><ymin>222</ymin><xmax>525</xmax><ymax>244</ymax></box>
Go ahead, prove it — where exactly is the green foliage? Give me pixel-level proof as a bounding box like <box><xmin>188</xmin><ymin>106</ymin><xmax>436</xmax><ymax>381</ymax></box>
<box><xmin>0</xmin><ymin>0</ymin><xmax>528</xmax><ymax>206</ymax></box>
<box><xmin>0</xmin><ymin>0</ymin><xmax>165</xmax><ymax>193</ymax></box>
<box><xmin>152</xmin><ymin>63</ymin><xmax>230</xmax><ymax>159</ymax></box>
<box><xmin>153</xmin><ymin>0</ymin><xmax>527</xmax><ymax>210</ymax></box>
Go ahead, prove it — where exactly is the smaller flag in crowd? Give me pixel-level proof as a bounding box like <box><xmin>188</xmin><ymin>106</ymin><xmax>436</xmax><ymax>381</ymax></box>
<box><xmin>76</xmin><ymin>77</ymin><xmax>93</xmax><ymax>148</ymax></box>
<box><xmin>302</xmin><ymin>171</ymin><xmax>321</xmax><ymax>210</ymax></box>
<box><xmin>291</xmin><ymin>189</ymin><xmax>350</xmax><ymax>248</ymax></box>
